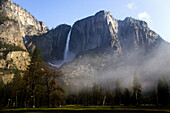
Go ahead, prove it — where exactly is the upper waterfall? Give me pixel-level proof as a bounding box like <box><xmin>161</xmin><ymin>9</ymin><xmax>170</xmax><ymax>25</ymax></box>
<box><xmin>48</xmin><ymin>27</ymin><xmax>73</xmax><ymax>68</ymax></box>
<box><xmin>64</xmin><ymin>28</ymin><xmax>72</xmax><ymax>60</ymax></box>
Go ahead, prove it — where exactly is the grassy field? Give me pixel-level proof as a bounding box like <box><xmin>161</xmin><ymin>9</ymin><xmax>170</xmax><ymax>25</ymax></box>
<box><xmin>1</xmin><ymin>105</ymin><xmax>170</xmax><ymax>113</ymax></box>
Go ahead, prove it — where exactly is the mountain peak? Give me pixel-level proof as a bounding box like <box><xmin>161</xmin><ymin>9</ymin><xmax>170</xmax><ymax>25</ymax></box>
<box><xmin>95</xmin><ymin>10</ymin><xmax>111</xmax><ymax>17</ymax></box>
<box><xmin>0</xmin><ymin>0</ymin><xmax>48</xmax><ymax>37</ymax></box>
<box><xmin>123</xmin><ymin>17</ymin><xmax>148</xmax><ymax>28</ymax></box>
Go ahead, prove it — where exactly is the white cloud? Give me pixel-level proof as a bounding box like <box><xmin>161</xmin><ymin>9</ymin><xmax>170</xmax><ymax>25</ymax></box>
<box><xmin>127</xmin><ymin>2</ymin><xmax>136</xmax><ymax>9</ymax></box>
<box><xmin>137</xmin><ymin>11</ymin><xmax>152</xmax><ymax>25</ymax></box>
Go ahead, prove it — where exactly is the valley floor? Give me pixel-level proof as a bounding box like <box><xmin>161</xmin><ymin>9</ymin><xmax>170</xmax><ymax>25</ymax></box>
<box><xmin>1</xmin><ymin>105</ymin><xmax>170</xmax><ymax>113</ymax></box>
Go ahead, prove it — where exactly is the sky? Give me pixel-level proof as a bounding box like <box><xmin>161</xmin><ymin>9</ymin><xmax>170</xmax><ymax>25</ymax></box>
<box><xmin>12</xmin><ymin>0</ymin><xmax>170</xmax><ymax>42</ymax></box>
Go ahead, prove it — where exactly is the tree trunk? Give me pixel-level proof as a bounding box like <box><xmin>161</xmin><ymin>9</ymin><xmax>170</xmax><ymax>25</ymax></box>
<box><xmin>47</xmin><ymin>91</ymin><xmax>50</xmax><ymax>107</ymax></box>
<box><xmin>103</xmin><ymin>96</ymin><xmax>106</xmax><ymax>106</ymax></box>
<box><xmin>33</xmin><ymin>95</ymin><xmax>35</xmax><ymax>108</ymax></box>
<box><xmin>7</xmin><ymin>99</ymin><xmax>10</xmax><ymax>108</ymax></box>
<box><xmin>24</xmin><ymin>100</ymin><xmax>26</xmax><ymax>108</ymax></box>
<box><xmin>16</xmin><ymin>95</ymin><xmax>17</xmax><ymax>107</ymax></box>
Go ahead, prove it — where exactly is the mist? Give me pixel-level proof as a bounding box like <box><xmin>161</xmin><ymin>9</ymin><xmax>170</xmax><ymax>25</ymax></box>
<box><xmin>98</xmin><ymin>43</ymin><xmax>170</xmax><ymax>91</ymax></box>
<box><xmin>59</xmin><ymin>42</ymin><xmax>170</xmax><ymax>94</ymax></box>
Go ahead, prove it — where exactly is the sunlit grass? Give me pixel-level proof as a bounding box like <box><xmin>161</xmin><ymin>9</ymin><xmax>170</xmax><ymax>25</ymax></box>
<box><xmin>1</xmin><ymin>105</ymin><xmax>170</xmax><ymax>112</ymax></box>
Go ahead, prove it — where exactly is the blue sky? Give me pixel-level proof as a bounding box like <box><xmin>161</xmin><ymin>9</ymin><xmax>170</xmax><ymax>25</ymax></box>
<box><xmin>12</xmin><ymin>0</ymin><xmax>170</xmax><ymax>42</ymax></box>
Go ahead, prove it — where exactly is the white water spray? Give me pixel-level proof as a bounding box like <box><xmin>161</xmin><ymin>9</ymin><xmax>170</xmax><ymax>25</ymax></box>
<box><xmin>48</xmin><ymin>28</ymin><xmax>73</xmax><ymax>68</ymax></box>
<box><xmin>64</xmin><ymin>28</ymin><xmax>72</xmax><ymax>60</ymax></box>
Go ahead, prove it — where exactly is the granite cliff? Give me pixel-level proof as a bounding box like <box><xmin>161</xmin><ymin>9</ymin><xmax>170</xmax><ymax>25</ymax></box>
<box><xmin>69</xmin><ymin>11</ymin><xmax>121</xmax><ymax>56</ymax></box>
<box><xmin>0</xmin><ymin>0</ymin><xmax>48</xmax><ymax>83</ymax></box>
<box><xmin>27</xmin><ymin>10</ymin><xmax>164</xmax><ymax>65</ymax></box>
<box><xmin>0</xmin><ymin>0</ymin><xmax>48</xmax><ymax>37</ymax></box>
<box><xmin>69</xmin><ymin>11</ymin><xmax>163</xmax><ymax>56</ymax></box>
<box><xmin>26</xmin><ymin>24</ymin><xmax>71</xmax><ymax>61</ymax></box>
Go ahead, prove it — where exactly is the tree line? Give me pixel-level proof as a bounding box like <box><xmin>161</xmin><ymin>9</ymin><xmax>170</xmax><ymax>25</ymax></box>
<box><xmin>0</xmin><ymin>48</ymin><xmax>170</xmax><ymax>108</ymax></box>
<box><xmin>66</xmin><ymin>73</ymin><xmax>169</xmax><ymax>107</ymax></box>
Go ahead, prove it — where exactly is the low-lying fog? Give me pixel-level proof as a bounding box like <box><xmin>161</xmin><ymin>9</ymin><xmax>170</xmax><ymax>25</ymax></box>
<box><xmin>59</xmin><ymin>43</ymin><xmax>170</xmax><ymax>93</ymax></box>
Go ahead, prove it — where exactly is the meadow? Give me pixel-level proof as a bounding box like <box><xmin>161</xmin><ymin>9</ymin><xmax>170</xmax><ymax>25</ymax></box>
<box><xmin>1</xmin><ymin>105</ymin><xmax>170</xmax><ymax>113</ymax></box>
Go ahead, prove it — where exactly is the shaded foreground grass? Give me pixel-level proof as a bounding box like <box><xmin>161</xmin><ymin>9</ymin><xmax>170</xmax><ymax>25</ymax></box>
<box><xmin>1</xmin><ymin>105</ymin><xmax>170</xmax><ymax>113</ymax></box>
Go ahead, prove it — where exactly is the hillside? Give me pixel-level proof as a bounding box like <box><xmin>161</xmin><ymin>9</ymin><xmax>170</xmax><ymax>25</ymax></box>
<box><xmin>0</xmin><ymin>0</ymin><xmax>48</xmax><ymax>83</ymax></box>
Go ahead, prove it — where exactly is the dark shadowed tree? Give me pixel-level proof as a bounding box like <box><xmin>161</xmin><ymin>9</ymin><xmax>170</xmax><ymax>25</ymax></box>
<box><xmin>12</xmin><ymin>70</ymin><xmax>25</xmax><ymax>107</ymax></box>
<box><xmin>42</xmin><ymin>64</ymin><xmax>64</xmax><ymax>107</ymax></box>
<box><xmin>105</xmin><ymin>86</ymin><xmax>114</xmax><ymax>105</ymax></box>
<box><xmin>3</xmin><ymin>82</ymin><xmax>13</xmax><ymax>108</ymax></box>
<box><xmin>92</xmin><ymin>83</ymin><xmax>104</xmax><ymax>105</ymax></box>
<box><xmin>151</xmin><ymin>86</ymin><xmax>158</xmax><ymax>106</ymax></box>
<box><xmin>48</xmin><ymin>84</ymin><xmax>66</xmax><ymax>107</ymax></box>
<box><xmin>79</xmin><ymin>87</ymin><xmax>91</xmax><ymax>106</ymax></box>
<box><xmin>23</xmin><ymin>48</ymin><xmax>43</xmax><ymax>108</ymax></box>
<box><xmin>133</xmin><ymin>72</ymin><xmax>142</xmax><ymax>106</ymax></box>
<box><xmin>157</xmin><ymin>75</ymin><xmax>169</xmax><ymax>106</ymax></box>
<box><xmin>123</xmin><ymin>88</ymin><xmax>131</xmax><ymax>106</ymax></box>
<box><xmin>0</xmin><ymin>78</ymin><xmax>4</xmax><ymax>108</ymax></box>
<box><xmin>114</xmin><ymin>80</ymin><xmax>121</xmax><ymax>105</ymax></box>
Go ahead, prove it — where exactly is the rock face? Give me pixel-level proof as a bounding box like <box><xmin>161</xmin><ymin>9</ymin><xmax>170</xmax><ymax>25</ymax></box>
<box><xmin>61</xmin><ymin>60</ymin><xmax>95</xmax><ymax>91</ymax></box>
<box><xmin>0</xmin><ymin>20</ymin><xmax>26</xmax><ymax>49</ymax></box>
<box><xmin>69</xmin><ymin>11</ymin><xmax>164</xmax><ymax>57</ymax></box>
<box><xmin>118</xmin><ymin>17</ymin><xmax>163</xmax><ymax>53</ymax></box>
<box><xmin>0</xmin><ymin>19</ymin><xmax>30</xmax><ymax>73</ymax></box>
<box><xmin>0</xmin><ymin>0</ymin><xmax>48</xmax><ymax>83</ymax></box>
<box><xmin>0</xmin><ymin>50</ymin><xmax>30</xmax><ymax>70</ymax></box>
<box><xmin>26</xmin><ymin>24</ymin><xmax>71</xmax><ymax>61</ymax></box>
<box><xmin>0</xmin><ymin>0</ymin><xmax>48</xmax><ymax>37</ymax></box>
<box><xmin>6</xmin><ymin>51</ymin><xmax>30</xmax><ymax>70</ymax></box>
<box><xmin>70</xmin><ymin>11</ymin><xmax>121</xmax><ymax>55</ymax></box>
<box><xmin>1</xmin><ymin>73</ymin><xmax>14</xmax><ymax>84</ymax></box>
<box><xmin>26</xmin><ymin>10</ymin><xmax>165</xmax><ymax>68</ymax></box>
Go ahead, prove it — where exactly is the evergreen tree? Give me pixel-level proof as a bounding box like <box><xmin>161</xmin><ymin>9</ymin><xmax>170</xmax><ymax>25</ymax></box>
<box><xmin>23</xmin><ymin>48</ymin><xmax>43</xmax><ymax>108</ymax></box>
<box><xmin>79</xmin><ymin>87</ymin><xmax>91</xmax><ymax>106</ymax></box>
<box><xmin>0</xmin><ymin>78</ymin><xmax>4</xmax><ymax>108</ymax></box>
<box><xmin>114</xmin><ymin>80</ymin><xmax>121</xmax><ymax>105</ymax></box>
<box><xmin>12</xmin><ymin>70</ymin><xmax>24</xmax><ymax>107</ymax></box>
<box><xmin>133</xmin><ymin>72</ymin><xmax>142</xmax><ymax>105</ymax></box>
<box><xmin>123</xmin><ymin>88</ymin><xmax>131</xmax><ymax>106</ymax></box>
<box><xmin>92</xmin><ymin>83</ymin><xmax>104</xmax><ymax>105</ymax></box>
<box><xmin>157</xmin><ymin>75</ymin><xmax>169</xmax><ymax>106</ymax></box>
<box><xmin>105</xmin><ymin>86</ymin><xmax>114</xmax><ymax>105</ymax></box>
<box><xmin>151</xmin><ymin>86</ymin><xmax>158</xmax><ymax>106</ymax></box>
<box><xmin>3</xmin><ymin>82</ymin><xmax>13</xmax><ymax>108</ymax></box>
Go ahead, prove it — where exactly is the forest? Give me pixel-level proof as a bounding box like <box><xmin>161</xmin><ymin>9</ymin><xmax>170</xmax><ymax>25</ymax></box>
<box><xmin>0</xmin><ymin>48</ymin><xmax>169</xmax><ymax>108</ymax></box>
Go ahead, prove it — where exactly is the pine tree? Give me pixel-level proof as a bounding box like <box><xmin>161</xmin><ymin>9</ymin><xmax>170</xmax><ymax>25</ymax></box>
<box><xmin>157</xmin><ymin>75</ymin><xmax>169</xmax><ymax>106</ymax></box>
<box><xmin>92</xmin><ymin>83</ymin><xmax>104</xmax><ymax>105</ymax></box>
<box><xmin>24</xmin><ymin>48</ymin><xmax>43</xmax><ymax>108</ymax></box>
<box><xmin>105</xmin><ymin>86</ymin><xmax>114</xmax><ymax>105</ymax></box>
<box><xmin>123</xmin><ymin>88</ymin><xmax>131</xmax><ymax>106</ymax></box>
<box><xmin>12</xmin><ymin>70</ymin><xmax>24</xmax><ymax>107</ymax></box>
<box><xmin>151</xmin><ymin>86</ymin><xmax>158</xmax><ymax>106</ymax></box>
<box><xmin>114</xmin><ymin>80</ymin><xmax>121</xmax><ymax>105</ymax></box>
<box><xmin>0</xmin><ymin>78</ymin><xmax>4</xmax><ymax>108</ymax></box>
<box><xmin>133</xmin><ymin>72</ymin><xmax>142</xmax><ymax>106</ymax></box>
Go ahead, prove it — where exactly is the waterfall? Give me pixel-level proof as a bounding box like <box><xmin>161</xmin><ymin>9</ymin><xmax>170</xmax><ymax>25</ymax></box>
<box><xmin>64</xmin><ymin>28</ymin><xmax>72</xmax><ymax>60</ymax></box>
<box><xmin>48</xmin><ymin>28</ymin><xmax>72</xmax><ymax>68</ymax></box>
